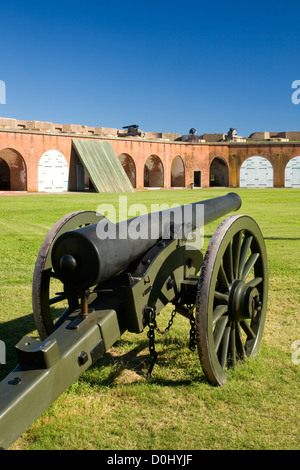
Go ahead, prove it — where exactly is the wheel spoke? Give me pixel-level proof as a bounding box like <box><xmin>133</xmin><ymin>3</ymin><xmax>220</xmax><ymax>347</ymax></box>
<box><xmin>214</xmin><ymin>316</ymin><xmax>229</xmax><ymax>352</ymax></box>
<box><xmin>228</xmin><ymin>323</ymin><xmax>236</xmax><ymax>368</ymax></box>
<box><xmin>213</xmin><ymin>304</ymin><xmax>228</xmax><ymax>324</ymax></box>
<box><xmin>49</xmin><ymin>271</ymin><xmax>60</xmax><ymax>280</ymax></box>
<box><xmin>223</xmin><ymin>240</ymin><xmax>234</xmax><ymax>283</ymax></box>
<box><xmin>242</xmin><ymin>253</ymin><xmax>260</xmax><ymax>281</ymax></box>
<box><xmin>240</xmin><ymin>320</ymin><xmax>256</xmax><ymax>340</ymax></box>
<box><xmin>49</xmin><ymin>294</ymin><xmax>67</xmax><ymax>305</ymax></box>
<box><xmin>219</xmin><ymin>325</ymin><xmax>231</xmax><ymax>369</ymax></box>
<box><xmin>238</xmin><ymin>235</ymin><xmax>253</xmax><ymax>279</ymax></box>
<box><xmin>232</xmin><ymin>231</ymin><xmax>243</xmax><ymax>279</ymax></box>
<box><xmin>54</xmin><ymin>307</ymin><xmax>73</xmax><ymax>329</ymax></box>
<box><xmin>247</xmin><ymin>277</ymin><xmax>263</xmax><ymax>288</ymax></box>
<box><xmin>214</xmin><ymin>291</ymin><xmax>229</xmax><ymax>302</ymax></box>
<box><xmin>218</xmin><ymin>263</ymin><xmax>229</xmax><ymax>291</ymax></box>
<box><xmin>236</xmin><ymin>323</ymin><xmax>246</xmax><ymax>360</ymax></box>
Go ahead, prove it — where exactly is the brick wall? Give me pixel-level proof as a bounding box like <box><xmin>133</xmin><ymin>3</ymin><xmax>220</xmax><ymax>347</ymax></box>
<box><xmin>1</xmin><ymin>124</ymin><xmax>300</xmax><ymax>191</ymax></box>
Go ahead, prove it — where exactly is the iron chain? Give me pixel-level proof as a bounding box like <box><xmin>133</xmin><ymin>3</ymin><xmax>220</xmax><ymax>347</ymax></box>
<box><xmin>189</xmin><ymin>312</ymin><xmax>197</xmax><ymax>352</ymax></box>
<box><xmin>146</xmin><ymin>318</ymin><xmax>158</xmax><ymax>380</ymax></box>
<box><xmin>146</xmin><ymin>308</ymin><xmax>177</xmax><ymax>380</ymax></box>
<box><xmin>154</xmin><ymin>308</ymin><xmax>177</xmax><ymax>336</ymax></box>
<box><xmin>146</xmin><ymin>306</ymin><xmax>197</xmax><ymax>379</ymax></box>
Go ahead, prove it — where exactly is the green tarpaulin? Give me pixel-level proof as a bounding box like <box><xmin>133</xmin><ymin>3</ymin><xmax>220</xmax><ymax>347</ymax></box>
<box><xmin>72</xmin><ymin>139</ymin><xmax>134</xmax><ymax>193</ymax></box>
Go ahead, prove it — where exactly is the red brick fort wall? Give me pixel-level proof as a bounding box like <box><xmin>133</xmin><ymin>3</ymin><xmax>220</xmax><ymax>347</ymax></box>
<box><xmin>1</xmin><ymin>129</ymin><xmax>300</xmax><ymax>191</ymax></box>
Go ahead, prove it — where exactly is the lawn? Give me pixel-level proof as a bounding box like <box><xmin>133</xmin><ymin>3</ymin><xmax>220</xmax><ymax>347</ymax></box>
<box><xmin>0</xmin><ymin>188</ymin><xmax>299</xmax><ymax>450</ymax></box>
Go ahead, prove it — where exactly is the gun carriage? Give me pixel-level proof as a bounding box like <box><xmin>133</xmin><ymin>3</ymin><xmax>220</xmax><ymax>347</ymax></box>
<box><xmin>0</xmin><ymin>193</ymin><xmax>268</xmax><ymax>449</ymax></box>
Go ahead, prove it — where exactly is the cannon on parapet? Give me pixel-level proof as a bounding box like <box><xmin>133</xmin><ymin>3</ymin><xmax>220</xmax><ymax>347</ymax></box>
<box><xmin>0</xmin><ymin>193</ymin><xmax>268</xmax><ymax>449</ymax></box>
<box><xmin>118</xmin><ymin>124</ymin><xmax>144</xmax><ymax>137</ymax></box>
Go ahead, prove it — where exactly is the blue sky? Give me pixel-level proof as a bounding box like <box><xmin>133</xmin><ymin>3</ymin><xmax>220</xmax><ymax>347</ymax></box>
<box><xmin>1</xmin><ymin>0</ymin><xmax>300</xmax><ymax>137</ymax></box>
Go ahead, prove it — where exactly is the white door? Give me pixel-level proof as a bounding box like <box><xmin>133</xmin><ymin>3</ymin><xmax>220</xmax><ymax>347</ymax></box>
<box><xmin>38</xmin><ymin>150</ymin><xmax>69</xmax><ymax>192</ymax></box>
<box><xmin>285</xmin><ymin>156</ymin><xmax>300</xmax><ymax>187</ymax></box>
<box><xmin>240</xmin><ymin>156</ymin><xmax>273</xmax><ymax>188</ymax></box>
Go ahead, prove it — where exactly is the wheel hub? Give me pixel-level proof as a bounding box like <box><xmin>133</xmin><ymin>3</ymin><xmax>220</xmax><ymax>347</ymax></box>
<box><xmin>229</xmin><ymin>280</ymin><xmax>261</xmax><ymax>323</ymax></box>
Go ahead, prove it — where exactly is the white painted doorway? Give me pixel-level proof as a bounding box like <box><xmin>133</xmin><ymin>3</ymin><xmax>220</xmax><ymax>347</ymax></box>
<box><xmin>240</xmin><ymin>156</ymin><xmax>273</xmax><ymax>187</ymax></box>
<box><xmin>285</xmin><ymin>156</ymin><xmax>300</xmax><ymax>187</ymax></box>
<box><xmin>38</xmin><ymin>150</ymin><xmax>69</xmax><ymax>192</ymax></box>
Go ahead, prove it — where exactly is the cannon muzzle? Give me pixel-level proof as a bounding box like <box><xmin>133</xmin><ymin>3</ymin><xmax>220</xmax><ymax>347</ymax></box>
<box><xmin>51</xmin><ymin>193</ymin><xmax>241</xmax><ymax>290</ymax></box>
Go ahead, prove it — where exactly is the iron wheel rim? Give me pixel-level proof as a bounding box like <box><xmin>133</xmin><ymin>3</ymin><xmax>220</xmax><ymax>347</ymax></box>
<box><xmin>196</xmin><ymin>215</ymin><xmax>268</xmax><ymax>386</ymax></box>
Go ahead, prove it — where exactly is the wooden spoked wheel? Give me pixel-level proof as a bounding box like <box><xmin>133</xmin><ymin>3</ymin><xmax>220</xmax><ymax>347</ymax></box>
<box><xmin>196</xmin><ymin>215</ymin><xmax>268</xmax><ymax>386</ymax></box>
<box><xmin>32</xmin><ymin>211</ymin><xmax>104</xmax><ymax>340</ymax></box>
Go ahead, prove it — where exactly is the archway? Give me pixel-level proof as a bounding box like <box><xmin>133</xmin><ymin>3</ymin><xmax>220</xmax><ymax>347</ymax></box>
<box><xmin>118</xmin><ymin>153</ymin><xmax>136</xmax><ymax>188</ymax></box>
<box><xmin>0</xmin><ymin>148</ymin><xmax>27</xmax><ymax>191</ymax></box>
<box><xmin>285</xmin><ymin>156</ymin><xmax>300</xmax><ymax>187</ymax></box>
<box><xmin>0</xmin><ymin>159</ymin><xmax>10</xmax><ymax>189</ymax></box>
<box><xmin>144</xmin><ymin>155</ymin><xmax>164</xmax><ymax>187</ymax></box>
<box><xmin>210</xmin><ymin>157</ymin><xmax>229</xmax><ymax>187</ymax></box>
<box><xmin>240</xmin><ymin>156</ymin><xmax>273</xmax><ymax>187</ymax></box>
<box><xmin>38</xmin><ymin>150</ymin><xmax>69</xmax><ymax>192</ymax></box>
<box><xmin>171</xmin><ymin>156</ymin><xmax>185</xmax><ymax>187</ymax></box>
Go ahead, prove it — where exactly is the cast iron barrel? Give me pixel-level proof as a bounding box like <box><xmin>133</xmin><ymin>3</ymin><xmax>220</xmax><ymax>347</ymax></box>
<box><xmin>51</xmin><ymin>193</ymin><xmax>241</xmax><ymax>290</ymax></box>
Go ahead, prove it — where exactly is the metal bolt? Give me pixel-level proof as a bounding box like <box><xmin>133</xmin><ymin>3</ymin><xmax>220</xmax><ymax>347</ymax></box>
<box><xmin>11</xmin><ymin>377</ymin><xmax>22</xmax><ymax>385</ymax></box>
<box><xmin>142</xmin><ymin>258</ymin><xmax>151</xmax><ymax>265</ymax></box>
<box><xmin>78</xmin><ymin>351</ymin><xmax>88</xmax><ymax>366</ymax></box>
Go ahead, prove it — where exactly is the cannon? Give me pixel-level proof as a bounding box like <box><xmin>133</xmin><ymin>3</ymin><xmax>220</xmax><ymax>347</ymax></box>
<box><xmin>119</xmin><ymin>124</ymin><xmax>143</xmax><ymax>137</ymax></box>
<box><xmin>0</xmin><ymin>193</ymin><xmax>268</xmax><ymax>449</ymax></box>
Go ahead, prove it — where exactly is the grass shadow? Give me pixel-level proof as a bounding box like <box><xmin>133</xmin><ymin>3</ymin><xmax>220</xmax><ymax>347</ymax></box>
<box><xmin>78</xmin><ymin>336</ymin><xmax>209</xmax><ymax>389</ymax></box>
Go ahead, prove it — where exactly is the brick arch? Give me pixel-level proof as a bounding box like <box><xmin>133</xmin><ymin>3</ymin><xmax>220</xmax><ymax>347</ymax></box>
<box><xmin>171</xmin><ymin>155</ymin><xmax>185</xmax><ymax>187</ymax></box>
<box><xmin>285</xmin><ymin>153</ymin><xmax>300</xmax><ymax>165</ymax></box>
<box><xmin>118</xmin><ymin>153</ymin><xmax>136</xmax><ymax>188</ymax></box>
<box><xmin>144</xmin><ymin>154</ymin><xmax>164</xmax><ymax>188</ymax></box>
<box><xmin>245</xmin><ymin>152</ymin><xmax>273</xmax><ymax>165</ymax></box>
<box><xmin>231</xmin><ymin>151</ymin><xmax>275</xmax><ymax>187</ymax></box>
<box><xmin>0</xmin><ymin>147</ymin><xmax>27</xmax><ymax>190</ymax></box>
<box><xmin>209</xmin><ymin>156</ymin><xmax>229</xmax><ymax>187</ymax></box>
<box><xmin>238</xmin><ymin>153</ymin><xmax>273</xmax><ymax>172</ymax></box>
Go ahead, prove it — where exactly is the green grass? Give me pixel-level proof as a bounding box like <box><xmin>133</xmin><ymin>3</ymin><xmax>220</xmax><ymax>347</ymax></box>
<box><xmin>0</xmin><ymin>188</ymin><xmax>299</xmax><ymax>450</ymax></box>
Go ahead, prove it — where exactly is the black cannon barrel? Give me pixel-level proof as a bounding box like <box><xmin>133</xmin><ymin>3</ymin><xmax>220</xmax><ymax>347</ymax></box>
<box><xmin>51</xmin><ymin>193</ymin><xmax>241</xmax><ymax>290</ymax></box>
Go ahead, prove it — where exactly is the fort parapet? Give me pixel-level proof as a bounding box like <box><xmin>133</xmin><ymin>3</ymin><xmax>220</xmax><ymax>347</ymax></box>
<box><xmin>0</xmin><ymin>118</ymin><xmax>181</xmax><ymax>142</ymax></box>
<box><xmin>0</xmin><ymin>117</ymin><xmax>300</xmax><ymax>192</ymax></box>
